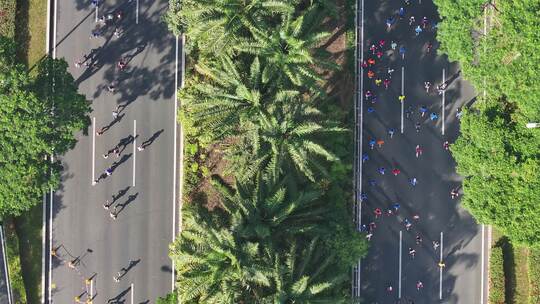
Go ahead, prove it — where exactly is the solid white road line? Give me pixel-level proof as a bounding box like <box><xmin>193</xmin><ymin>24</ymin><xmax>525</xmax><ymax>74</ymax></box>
<box><xmin>1</xmin><ymin>226</ymin><xmax>13</xmax><ymax>304</ymax></box>
<box><xmin>401</xmin><ymin>66</ymin><xmax>404</xmax><ymax>134</ymax></box>
<box><xmin>53</xmin><ymin>0</ymin><xmax>57</xmax><ymax>59</ymax></box>
<box><xmin>92</xmin><ymin>117</ymin><xmax>96</xmax><ymax>184</ymax></box>
<box><xmin>133</xmin><ymin>120</ymin><xmax>136</xmax><ymax>187</ymax></box>
<box><xmin>481</xmin><ymin>224</ymin><xmax>485</xmax><ymax>304</ymax></box>
<box><xmin>48</xmin><ymin>164</ymin><xmax>53</xmax><ymax>304</ymax></box>
<box><xmin>356</xmin><ymin>0</ymin><xmax>365</xmax><ymax>297</ymax></box>
<box><xmin>172</xmin><ymin>34</ymin><xmax>179</xmax><ymax>291</ymax></box>
<box><xmin>399</xmin><ymin>230</ymin><xmax>402</xmax><ymax>299</ymax></box>
<box><xmin>442</xmin><ymin>69</ymin><xmax>446</xmax><ymax>135</ymax></box>
<box><xmin>90</xmin><ymin>279</ymin><xmax>93</xmax><ymax>299</ymax></box>
<box><xmin>95</xmin><ymin>6</ymin><xmax>98</xmax><ymax>23</ymax></box>
<box><xmin>131</xmin><ymin>283</ymin><xmax>134</xmax><ymax>304</ymax></box>
<box><xmin>440</xmin><ymin>231</ymin><xmax>444</xmax><ymax>299</ymax></box>
<box><xmin>136</xmin><ymin>0</ymin><xmax>139</xmax><ymax>24</ymax></box>
<box><xmin>41</xmin><ymin>193</ymin><xmax>45</xmax><ymax>304</ymax></box>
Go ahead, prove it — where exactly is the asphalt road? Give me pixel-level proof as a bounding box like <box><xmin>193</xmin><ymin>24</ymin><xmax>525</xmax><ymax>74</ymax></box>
<box><xmin>50</xmin><ymin>0</ymin><xmax>177</xmax><ymax>302</ymax></box>
<box><xmin>356</xmin><ymin>0</ymin><xmax>489</xmax><ymax>303</ymax></box>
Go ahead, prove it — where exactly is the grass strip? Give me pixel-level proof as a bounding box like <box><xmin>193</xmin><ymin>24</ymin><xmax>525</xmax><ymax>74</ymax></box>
<box><xmin>14</xmin><ymin>204</ymin><xmax>42</xmax><ymax>304</ymax></box>
<box><xmin>528</xmin><ymin>249</ymin><xmax>540</xmax><ymax>304</ymax></box>
<box><xmin>512</xmin><ymin>246</ymin><xmax>530</xmax><ymax>304</ymax></box>
<box><xmin>0</xmin><ymin>0</ymin><xmax>16</xmax><ymax>38</ymax></box>
<box><xmin>11</xmin><ymin>0</ymin><xmax>47</xmax><ymax>301</ymax></box>
<box><xmin>3</xmin><ymin>219</ymin><xmax>27</xmax><ymax>304</ymax></box>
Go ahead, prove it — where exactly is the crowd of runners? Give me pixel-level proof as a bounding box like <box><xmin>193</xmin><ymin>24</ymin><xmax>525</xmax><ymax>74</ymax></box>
<box><xmin>52</xmin><ymin>1</ymin><xmax>157</xmax><ymax>303</ymax></box>
<box><xmin>359</xmin><ymin>0</ymin><xmax>463</xmax><ymax>302</ymax></box>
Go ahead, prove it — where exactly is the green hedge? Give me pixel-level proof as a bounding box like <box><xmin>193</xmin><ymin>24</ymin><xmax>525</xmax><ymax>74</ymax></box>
<box><xmin>0</xmin><ymin>0</ymin><xmax>16</xmax><ymax>38</ymax></box>
<box><xmin>529</xmin><ymin>249</ymin><xmax>540</xmax><ymax>304</ymax></box>
<box><xmin>490</xmin><ymin>245</ymin><xmax>506</xmax><ymax>304</ymax></box>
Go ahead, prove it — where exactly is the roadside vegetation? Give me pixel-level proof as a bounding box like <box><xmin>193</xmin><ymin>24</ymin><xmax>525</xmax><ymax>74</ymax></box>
<box><xmin>0</xmin><ymin>2</ymin><xmax>90</xmax><ymax>300</ymax></box>
<box><xmin>433</xmin><ymin>0</ymin><xmax>540</xmax><ymax>248</ymax></box>
<box><xmin>164</xmin><ymin>0</ymin><xmax>367</xmax><ymax>301</ymax></box>
<box><xmin>434</xmin><ymin>0</ymin><xmax>540</xmax><ymax>302</ymax></box>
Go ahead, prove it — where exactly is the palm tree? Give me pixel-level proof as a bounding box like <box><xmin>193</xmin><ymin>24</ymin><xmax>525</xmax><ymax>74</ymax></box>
<box><xmin>261</xmin><ymin>237</ymin><xmax>349</xmax><ymax>303</ymax></box>
<box><xmin>213</xmin><ymin>173</ymin><xmax>329</xmax><ymax>244</ymax></box>
<box><xmin>172</xmin><ymin>206</ymin><xmax>273</xmax><ymax>303</ymax></box>
<box><xmin>227</xmin><ymin>92</ymin><xmax>347</xmax><ymax>182</ymax></box>
<box><xmin>180</xmin><ymin>55</ymin><xmax>275</xmax><ymax>141</ymax></box>
<box><xmin>165</xmin><ymin>0</ymin><xmax>295</xmax><ymax>56</ymax></box>
<box><xmin>236</xmin><ymin>6</ymin><xmax>337</xmax><ymax>88</ymax></box>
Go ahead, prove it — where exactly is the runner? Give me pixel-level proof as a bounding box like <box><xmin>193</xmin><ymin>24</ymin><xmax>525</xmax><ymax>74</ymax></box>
<box><xmin>391</xmin><ymin>40</ymin><xmax>397</xmax><ymax>50</ymax></box>
<box><xmin>433</xmin><ymin>240</ymin><xmax>440</xmax><ymax>250</ymax></box>
<box><xmin>419</xmin><ymin>105</ymin><xmax>428</xmax><ymax>117</ymax></box>
<box><xmin>387</xmin><ymin>67</ymin><xmax>395</xmax><ymax>77</ymax></box>
<box><xmin>430</xmin><ymin>112</ymin><xmax>439</xmax><ymax>121</ymax></box>
<box><xmin>398</xmin><ymin>94</ymin><xmax>405</xmax><ymax>103</ymax></box>
<box><xmin>408</xmin><ymin>247</ymin><xmax>416</xmax><ymax>258</ymax></box>
<box><xmin>376</xmin><ymin>139</ymin><xmax>385</xmax><ymax>148</ymax></box>
<box><xmin>367</xmin><ymin>58</ymin><xmax>376</xmax><ymax>66</ymax></box>
<box><xmin>399</xmin><ymin>46</ymin><xmax>406</xmax><ymax>59</ymax></box>
<box><xmin>416</xmin><ymin>281</ymin><xmax>424</xmax><ymax>290</ymax></box>
<box><xmin>443</xmin><ymin>141</ymin><xmax>450</xmax><ymax>150</ymax></box>
<box><xmin>415</xmin><ymin>122</ymin><xmax>421</xmax><ymax>132</ymax></box>
<box><xmin>421</xmin><ymin>16</ymin><xmax>429</xmax><ymax>28</ymax></box>
<box><xmin>415</xmin><ymin>145</ymin><xmax>423</xmax><ymax>158</ymax></box>
<box><xmin>374</xmin><ymin>208</ymin><xmax>382</xmax><ymax>219</ymax></box>
<box><xmin>367</xmin><ymin>70</ymin><xmax>375</xmax><ymax>78</ymax></box>
<box><xmin>378</xmin><ymin>167</ymin><xmax>386</xmax><ymax>175</ymax></box>
<box><xmin>375</xmin><ymin>78</ymin><xmax>382</xmax><ymax>86</ymax></box>
<box><xmin>415</xmin><ymin>25</ymin><xmax>422</xmax><ymax>36</ymax></box>
<box><xmin>388</xmin><ymin>128</ymin><xmax>395</xmax><ymax>138</ymax></box>
<box><xmin>409</xmin><ymin>16</ymin><xmax>415</xmax><ymax>26</ymax></box>
<box><xmin>362</xmin><ymin>153</ymin><xmax>369</xmax><ymax>162</ymax></box>
<box><xmin>424</xmin><ymin>81</ymin><xmax>431</xmax><ymax>93</ymax></box>
<box><xmin>369</xmin><ymin>139</ymin><xmax>376</xmax><ymax>150</ymax></box>
<box><xmin>383</xmin><ymin>78</ymin><xmax>391</xmax><ymax>89</ymax></box>
<box><xmin>392</xmin><ymin>168</ymin><xmax>401</xmax><ymax>176</ymax></box>
<box><xmin>415</xmin><ymin>234</ymin><xmax>423</xmax><ymax>244</ymax></box>
<box><xmin>410</xmin><ymin>177</ymin><xmax>418</xmax><ymax>187</ymax></box>
<box><xmin>450</xmin><ymin>188</ymin><xmax>459</xmax><ymax>199</ymax></box>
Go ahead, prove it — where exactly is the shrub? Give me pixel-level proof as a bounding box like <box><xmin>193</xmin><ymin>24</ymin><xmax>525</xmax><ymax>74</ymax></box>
<box><xmin>489</xmin><ymin>245</ymin><xmax>506</xmax><ymax>304</ymax></box>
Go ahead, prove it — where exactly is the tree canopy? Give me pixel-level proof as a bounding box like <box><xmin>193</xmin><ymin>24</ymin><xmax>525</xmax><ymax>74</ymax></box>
<box><xmin>434</xmin><ymin>0</ymin><xmax>540</xmax><ymax>246</ymax></box>
<box><xmin>0</xmin><ymin>36</ymin><xmax>90</xmax><ymax>216</ymax></box>
<box><xmin>166</xmin><ymin>0</ymin><xmax>366</xmax><ymax>301</ymax></box>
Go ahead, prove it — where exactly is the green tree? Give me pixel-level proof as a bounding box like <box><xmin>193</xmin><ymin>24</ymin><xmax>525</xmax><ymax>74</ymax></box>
<box><xmin>164</xmin><ymin>0</ymin><xmax>294</xmax><ymax>56</ymax></box>
<box><xmin>213</xmin><ymin>173</ymin><xmax>328</xmax><ymax>245</ymax></box>
<box><xmin>0</xmin><ymin>37</ymin><xmax>90</xmax><ymax>216</ymax></box>
<box><xmin>171</xmin><ymin>204</ymin><xmax>273</xmax><ymax>303</ymax></box>
<box><xmin>232</xmin><ymin>95</ymin><xmax>346</xmax><ymax>182</ymax></box>
<box><xmin>261</xmin><ymin>237</ymin><xmax>350</xmax><ymax>303</ymax></box>
<box><xmin>434</xmin><ymin>0</ymin><xmax>540</xmax><ymax>246</ymax></box>
<box><xmin>237</xmin><ymin>7</ymin><xmax>336</xmax><ymax>87</ymax></box>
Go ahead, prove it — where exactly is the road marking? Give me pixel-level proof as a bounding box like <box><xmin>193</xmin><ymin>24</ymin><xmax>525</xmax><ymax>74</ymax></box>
<box><xmin>53</xmin><ymin>0</ymin><xmax>57</xmax><ymax>58</ymax></box>
<box><xmin>442</xmin><ymin>69</ymin><xmax>445</xmax><ymax>135</ymax></box>
<box><xmin>48</xmin><ymin>179</ymin><xmax>53</xmax><ymax>304</ymax></box>
<box><xmin>90</xmin><ymin>279</ymin><xmax>93</xmax><ymax>299</ymax></box>
<box><xmin>398</xmin><ymin>230</ymin><xmax>402</xmax><ymax>299</ymax></box>
<box><xmin>133</xmin><ymin>120</ymin><xmax>136</xmax><ymax>187</ymax></box>
<box><xmin>401</xmin><ymin>66</ymin><xmax>404</xmax><ymax>134</ymax></box>
<box><xmin>481</xmin><ymin>224</ymin><xmax>485</xmax><ymax>304</ymax></box>
<box><xmin>95</xmin><ymin>6</ymin><xmax>98</xmax><ymax>23</ymax></box>
<box><xmin>131</xmin><ymin>283</ymin><xmax>134</xmax><ymax>304</ymax></box>
<box><xmin>172</xmin><ymin>34</ymin><xmax>179</xmax><ymax>291</ymax></box>
<box><xmin>440</xmin><ymin>231</ymin><xmax>444</xmax><ymax>299</ymax></box>
<box><xmin>0</xmin><ymin>226</ymin><xmax>13</xmax><ymax>304</ymax></box>
<box><xmin>92</xmin><ymin>117</ymin><xmax>96</xmax><ymax>184</ymax></box>
<box><xmin>136</xmin><ymin>0</ymin><xmax>139</xmax><ymax>24</ymax></box>
<box><xmin>41</xmin><ymin>193</ymin><xmax>45</xmax><ymax>304</ymax></box>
